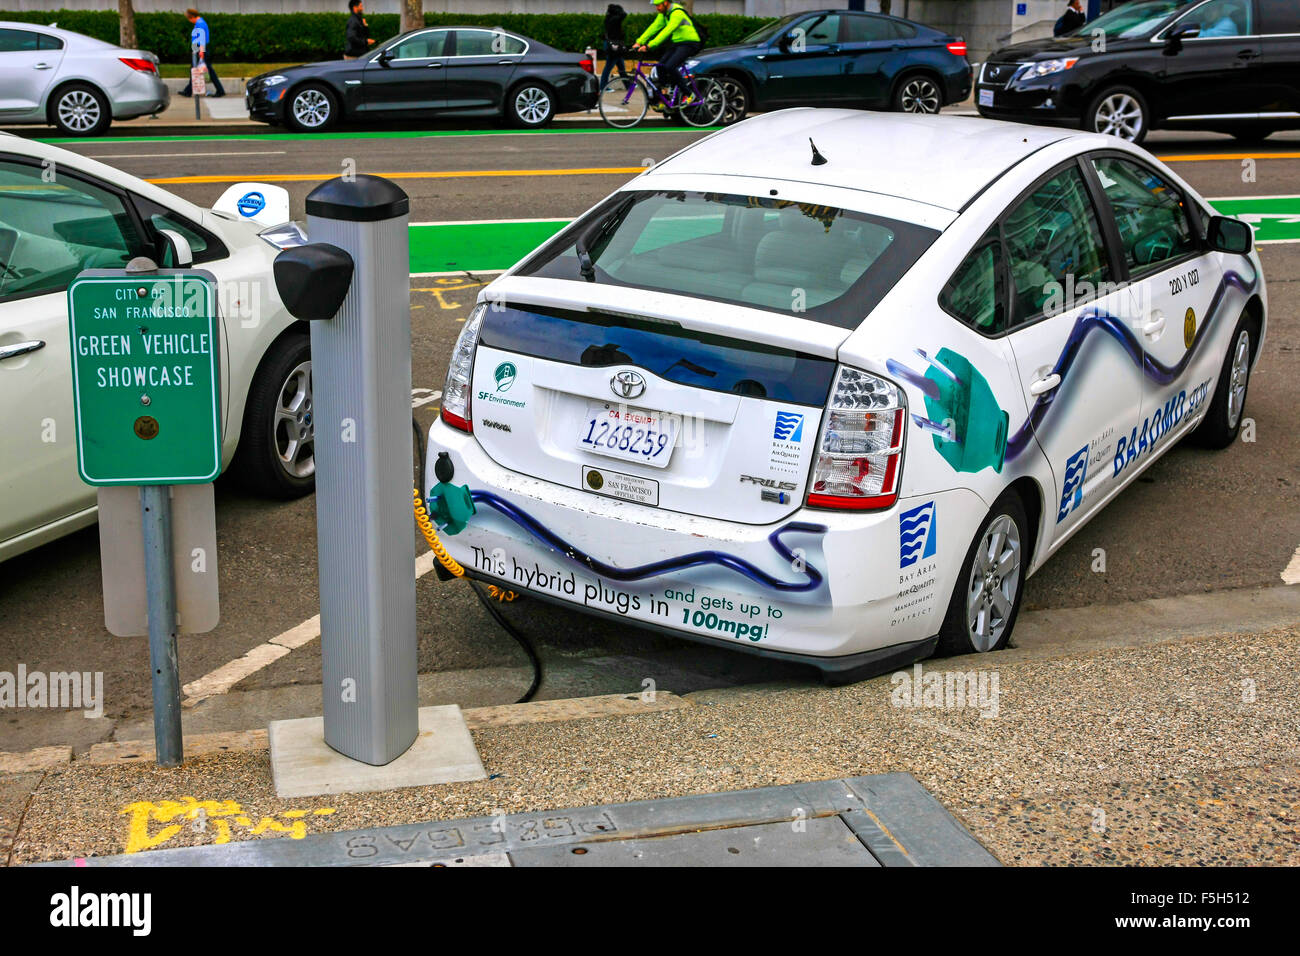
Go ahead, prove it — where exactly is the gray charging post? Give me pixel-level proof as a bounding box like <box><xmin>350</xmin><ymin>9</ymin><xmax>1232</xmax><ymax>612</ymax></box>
<box><xmin>274</xmin><ymin>175</ymin><xmax>418</xmax><ymax>766</ymax></box>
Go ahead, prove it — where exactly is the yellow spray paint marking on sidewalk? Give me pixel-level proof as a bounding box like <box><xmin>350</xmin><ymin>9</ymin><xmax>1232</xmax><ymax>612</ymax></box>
<box><xmin>121</xmin><ymin>796</ymin><xmax>335</xmax><ymax>854</ymax></box>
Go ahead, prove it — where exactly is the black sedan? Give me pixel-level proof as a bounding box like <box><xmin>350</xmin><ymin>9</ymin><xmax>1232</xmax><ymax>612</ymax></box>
<box><xmin>675</xmin><ymin>9</ymin><xmax>971</xmax><ymax>124</ymax></box>
<box><xmin>976</xmin><ymin>0</ymin><xmax>1300</xmax><ymax>143</ymax></box>
<box><xmin>247</xmin><ymin>26</ymin><xmax>599</xmax><ymax>131</ymax></box>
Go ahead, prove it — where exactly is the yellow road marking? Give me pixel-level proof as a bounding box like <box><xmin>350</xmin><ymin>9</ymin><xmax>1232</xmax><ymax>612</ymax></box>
<box><xmin>147</xmin><ymin>166</ymin><xmax>645</xmax><ymax>184</ymax></box>
<box><xmin>1158</xmin><ymin>151</ymin><xmax>1300</xmax><ymax>163</ymax></box>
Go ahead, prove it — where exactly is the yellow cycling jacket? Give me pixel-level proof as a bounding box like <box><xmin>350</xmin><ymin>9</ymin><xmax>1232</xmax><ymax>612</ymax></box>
<box><xmin>635</xmin><ymin>4</ymin><xmax>701</xmax><ymax>47</ymax></box>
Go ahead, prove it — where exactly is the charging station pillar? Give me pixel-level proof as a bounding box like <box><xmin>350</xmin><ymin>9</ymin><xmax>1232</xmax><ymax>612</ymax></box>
<box><xmin>304</xmin><ymin>175</ymin><xmax>417</xmax><ymax>765</ymax></box>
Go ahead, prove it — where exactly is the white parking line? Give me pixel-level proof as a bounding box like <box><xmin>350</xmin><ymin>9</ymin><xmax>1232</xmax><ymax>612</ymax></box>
<box><xmin>1282</xmin><ymin>547</ymin><xmax>1300</xmax><ymax>585</ymax></box>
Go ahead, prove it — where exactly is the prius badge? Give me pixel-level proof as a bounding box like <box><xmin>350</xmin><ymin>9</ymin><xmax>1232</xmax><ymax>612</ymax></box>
<box><xmin>611</xmin><ymin>369</ymin><xmax>646</xmax><ymax>400</ymax></box>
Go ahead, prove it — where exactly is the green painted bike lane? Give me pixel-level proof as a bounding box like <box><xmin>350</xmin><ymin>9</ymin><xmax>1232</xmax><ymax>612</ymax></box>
<box><xmin>410</xmin><ymin>197</ymin><xmax>1300</xmax><ymax>274</ymax></box>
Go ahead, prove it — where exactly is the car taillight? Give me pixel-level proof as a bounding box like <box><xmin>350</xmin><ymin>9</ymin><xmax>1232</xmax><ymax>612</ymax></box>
<box><xmin>441</xmin><ymin>303</ymin><xmax>485</xmax><ymax>433</ymax></box>
<box><xmin>807</xmin><ymin>366</ymin><xmax>905</xmax><ymax>511</ymax></box>
<box><xmin>120</xmin><ymin>57</ymin><xmax>158</xmax><ymax>74</ymax></box>
<box><xmin>579</xmin><ymin>58</ymin><xmax>594</xmax><ymax>73</ymax></box>
<box><xmin>946</xmin><ymin>41</ymin><xmax>967</xmax><ymax>57</ymax></box>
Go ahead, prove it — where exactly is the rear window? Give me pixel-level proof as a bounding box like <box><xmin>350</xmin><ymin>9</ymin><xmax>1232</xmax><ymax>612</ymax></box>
<box><xmin>517</xmin><ymin>190</ymin><xmax>940</xmax><ymax>330</ymax></box>
<box><xmin>479</xmin><ymin>305</ymin><xmax>838</xmax><ymax>406</ymax></box>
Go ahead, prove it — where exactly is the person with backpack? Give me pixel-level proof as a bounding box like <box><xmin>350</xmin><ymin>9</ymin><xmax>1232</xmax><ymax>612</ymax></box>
<box><xmin>600</xmin><ymin>4</ymin><xmax>631</xmax><ymax>90</ymax></box>
<box><xmin>631</xmin><ymin>0</ymin><xmax>704</xmax><ymax>101</ymax></box>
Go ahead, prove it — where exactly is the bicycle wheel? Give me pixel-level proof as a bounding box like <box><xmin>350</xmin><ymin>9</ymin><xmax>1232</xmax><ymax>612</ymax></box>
<box><xmin>677</xmin><ymin>76</ymin><xmax>726</xmax><ymax>128</ymax></box>
<box><xmin>598</xmin><ymin>77</ymin><xmax>649</xmax><ymax>129</ymax></box>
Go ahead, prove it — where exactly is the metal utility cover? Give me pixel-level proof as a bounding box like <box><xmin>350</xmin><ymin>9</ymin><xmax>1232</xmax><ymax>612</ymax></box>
<box><xmin>67</xmin><ymin>270</ymin><xmax>221</xmax><ymax>485</ymax></box>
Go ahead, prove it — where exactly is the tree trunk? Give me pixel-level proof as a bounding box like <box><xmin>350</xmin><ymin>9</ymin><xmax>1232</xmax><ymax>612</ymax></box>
<box><xmin>119</xmin><ymin>0</ymin><xmax>136</xmax><ymax>50</ymax></box>
<box><xmin>401</xmin><ymin>0</ymin><xmax>423</xmax><ymax>35</ymax></box>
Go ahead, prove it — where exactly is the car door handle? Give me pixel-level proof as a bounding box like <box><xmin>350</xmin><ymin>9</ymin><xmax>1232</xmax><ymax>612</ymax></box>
<box><xmin>34</xmin><ymin>62</ymin><xmax>52</xmax><ymax>70</ymax></box>
<box><xmin>1139</xmin><ymin>313</ymin><xmax>1166</xmax><ymax>338</ymax></box>
<box><xmin>498</xmin><ymin>59</ymin><xmax>515</xmax><ymax>65</ymax></box>
<box><xmin>1029</xmin><ymin>373</ymin><xmax>1061</xmax><ymax>396</ymax></box>
<box><xmin>426</xmin><ymin>61</ymin><xmax>443</xmax><ymax>68</ymax></box>
<box><xmin>0</xmin><ymin>339</ymin><xmax>45</xmax><ymax>360</ymax></box>
<box><xmin>1236</xmin><ymin>49</ymin><xmax>1259</xmax><ymax>60</ymax></box>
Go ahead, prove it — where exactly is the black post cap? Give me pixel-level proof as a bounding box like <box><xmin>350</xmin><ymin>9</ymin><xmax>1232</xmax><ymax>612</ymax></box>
<box><xmin>305</xmin><ymin>174</ymin><xmax>409</xmax><ymax>223</ymax></box>
<box><xmin>273</xmin><ymin>242</ymin><xmax>354</xmax><ymax>320</ymax></box>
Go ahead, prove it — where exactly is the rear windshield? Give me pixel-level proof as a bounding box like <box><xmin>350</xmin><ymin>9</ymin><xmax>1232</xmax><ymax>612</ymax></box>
<box><xmin>480</xmin><ymin>305</ymin><xmax>838</xmax><ymax>407</ymax></box>
<box><xmin>516</xmin><ymin>190</ymin><xmax>940</xmax><ymax>330</ymax></box>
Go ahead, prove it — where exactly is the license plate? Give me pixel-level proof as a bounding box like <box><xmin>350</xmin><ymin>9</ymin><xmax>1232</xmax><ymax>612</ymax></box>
<box><xmin>979</xmin><ymin>89</ymin><xmax>994</xmax><ymax>107</ymax></box>
<box><xmin>581</xmin><ymin>465</ymin><xmax>659</xmax><ymax>506</ymax></box>
<box><xmin>578</xmin><ymin>401</ymin><xmax>679</xmax><ymax>469</ymax></box>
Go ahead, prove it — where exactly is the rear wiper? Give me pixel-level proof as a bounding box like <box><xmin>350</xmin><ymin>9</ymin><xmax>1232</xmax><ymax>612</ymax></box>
<box><xmin>574</xmin><ymin>194</ymin><xmax>637</xmax><ymax>282</ymax></box>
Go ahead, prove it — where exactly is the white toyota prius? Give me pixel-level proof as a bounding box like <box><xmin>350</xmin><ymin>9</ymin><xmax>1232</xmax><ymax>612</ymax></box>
<box><xmin>427</xmin><ymin>109</ymin><xmax>1265</xmax><ymax>683</ymax></box>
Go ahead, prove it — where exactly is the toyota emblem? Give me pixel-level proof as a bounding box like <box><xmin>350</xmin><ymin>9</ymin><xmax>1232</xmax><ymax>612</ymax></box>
<box><xmin>610</xmin><ymin>369</ymin><xmax>646</xmax><ymax>400</ymax></box>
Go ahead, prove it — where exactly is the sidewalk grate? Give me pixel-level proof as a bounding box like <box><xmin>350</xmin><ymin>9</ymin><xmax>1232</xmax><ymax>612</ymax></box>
<box><xmin>39</xmin><ymin>772</ymin><xmax>998</xmax><ymax>867</ymax></box>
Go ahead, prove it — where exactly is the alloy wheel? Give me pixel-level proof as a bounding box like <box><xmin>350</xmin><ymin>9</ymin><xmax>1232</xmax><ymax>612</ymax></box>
<box><xmin>899</xmin><ymin>77</ymin><xmax>941</xmax><ymax>113</ymax></box>
<box><xmin>57</xmin><ymin>90</ymin><xmax>101</xmax><ymax>133</ymax></box>
<box><xmin>514</xmin><ymin>86</ymin><xmax>552</xmax><ymax>125</ymax></box>
<box><xmin>965</xmin><ymin>514</ymin><xmax>1022</xmax><ymax>652</ymax></box>
<box><xmin>274</xmin><ymin>361</ymin><xmax>315</xmax><ymax>479</ymax></box>
<box><xmin>1226</xmin><ymin>329</ymin><xmax>1251</xmax><ymax>429</ymax></box>
<box><xmin>292</xmin><ymin>89</ymin><xmax>331</xmax><ymax>129</ymax></box>
<box><xmin>1093</xmin><ymin>92</ymin><xmax>1143</xmax><ymax>140</ymax></box>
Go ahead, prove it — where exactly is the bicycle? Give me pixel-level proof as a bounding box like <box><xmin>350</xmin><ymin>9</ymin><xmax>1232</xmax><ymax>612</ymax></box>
<box><xmin>597</xmin><ymin>59</ymin><xmax>725</xmax><ymax>129</ymax></box>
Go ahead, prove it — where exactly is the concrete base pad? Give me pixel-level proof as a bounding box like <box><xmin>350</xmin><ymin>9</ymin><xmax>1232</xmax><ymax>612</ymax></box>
<box><xmin>268</xmin><ymin>705</ymin><xmax>486</xmax><ymax>799</ymax></box>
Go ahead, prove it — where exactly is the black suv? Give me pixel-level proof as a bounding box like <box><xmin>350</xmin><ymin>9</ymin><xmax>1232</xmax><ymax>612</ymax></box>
<box><xmin>976</xmin><ymin>0</ymin><xmax>1300</xmax><ymax>143</ymax></box>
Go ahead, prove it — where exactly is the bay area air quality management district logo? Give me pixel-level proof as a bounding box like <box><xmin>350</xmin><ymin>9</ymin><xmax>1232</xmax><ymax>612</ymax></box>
<box><xmin>1057</xmin><ymin>445</ymin><xmax>1088</xmax><ymax>522</ymax></box>
<box><xmin>494</xmin><ymin>362</ymin><xmax>517</xmax><ymax>392</ymax></box>
<box><xmin>774</xmin><ymin>411</ymin><xmax>804</xmax><ymax>442</ymax></box>
<box><xmin>899</xmin><ymin>501</ymin><xmax>937</xmax><ymax>568</ymax></box>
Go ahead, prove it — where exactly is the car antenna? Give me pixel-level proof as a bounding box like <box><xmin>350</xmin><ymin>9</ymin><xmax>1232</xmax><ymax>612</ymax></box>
<box><xmin>809</xmin><ymin>138</ymin><xmax>828</xmax><ymax>166</ymax></box>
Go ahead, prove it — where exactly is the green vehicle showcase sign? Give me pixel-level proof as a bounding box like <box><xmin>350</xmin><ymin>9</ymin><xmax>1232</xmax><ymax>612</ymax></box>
<box><xmin>67</xmin><ymin>271</ymin><xmax>221</xmax><ymax>485</ymax></box>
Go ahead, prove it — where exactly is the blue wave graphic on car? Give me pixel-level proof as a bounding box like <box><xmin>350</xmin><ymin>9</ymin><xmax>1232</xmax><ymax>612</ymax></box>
<box><xmin>468</xmin><ymin>490</ymin><xmax>827</xmax><ymax>593</ymax></box>
<box><xmin>1057</xmin><ymin>445</ymin><xmax>1089</xmax><ymax>521</ymax></box>
<box><xmin>1006</xmin><ymin>268</ymin><xmax>1256</xmax><ymax>460</ymax></box>
<box><xmin>773</xmin><ymin>411</ymin><xmax>804</xmax><ymax>442</ymax></box>
<box><xmin>899</xmin><ymin>501</ymin><xmax>936</xmax><ymax>567</ymax></box>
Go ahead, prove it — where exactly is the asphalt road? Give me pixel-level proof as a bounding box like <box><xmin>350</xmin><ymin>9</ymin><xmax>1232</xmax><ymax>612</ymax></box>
<box><xmin>2</xmin><ymin>123</ymin><xmax>1298</xmax><ymax>749</ymax></box>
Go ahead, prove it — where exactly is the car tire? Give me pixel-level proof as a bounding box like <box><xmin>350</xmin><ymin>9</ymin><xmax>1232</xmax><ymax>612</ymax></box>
<box><xmin>231</xmin><ymin>333</ymin><xmax>316</xmax><ymax>499</ymax></box>
<box><xmin>49</xmin><ymin>83</ymin><xmax>111</xmax><ymax>137</ymax></box>
<box><xmin>285</xmin><ymin>84</ymin><xmax>337</xmax><ymax>133</ymax></box>
<box><xmin>716</xmin><ymin>75</ymin><xmax>750</xmax><ymax>124</ymax></box>
<box><xmin>1191</xmin><ymin>312</ymin><xmax>1257</xmax><ymax>450</ymax></box>
<box><xmin>1231</xmin><ymin>125</ymin><xmax>1276</xmax><ymax>143</ymax></box>
<box><xmin>507</xmin><ymin>82</ymin><xmax>555</xmax><ymax>128</ymax></box>
<box><xmin>892</xmin><ymin>72</ymin><xmax>943</xmax><ymax>114</ymax></box>
<box><xmin>1086</xmin><ymin>85</ymin><xmax>1149</xmax><ymax>143</ymax></box>
<box><xmin>935</xmin><ymin>490</ymin><xmax>1029</xmax><ymax>657</ymax></box>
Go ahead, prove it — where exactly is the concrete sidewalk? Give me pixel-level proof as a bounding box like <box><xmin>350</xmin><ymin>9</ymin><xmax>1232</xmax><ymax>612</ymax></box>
<box><xmin>3</xmin><ymin>607</ymin><xmax>1298</xmax><ymax>866</ymax></box>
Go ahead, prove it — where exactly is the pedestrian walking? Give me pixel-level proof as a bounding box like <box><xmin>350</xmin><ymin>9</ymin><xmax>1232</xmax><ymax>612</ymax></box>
<box><xmin>600</xmin><ymin>4</ymin><xmax>630</xmax><ymax>90</ymax></box>
<box><xmin>1053</xmin><ymin>0</ymin><xmax>1087</xmax><ymax>36</ymax></box>
<box><xmin>179</xmin><ymin>8</ymin><xmax>225</xmax><ymax>97</ymax></box>
<box><xmin>345</xmin><ymin>0</ymin><xmax>375</xmax><ymax>60</ymax></box>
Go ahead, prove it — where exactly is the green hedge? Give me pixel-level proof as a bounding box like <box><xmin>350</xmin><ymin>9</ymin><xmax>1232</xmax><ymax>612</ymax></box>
<box><xmin>0</xmin><ymin>10</ymin><xmax>771</xmax><ymax>62</ymax></box>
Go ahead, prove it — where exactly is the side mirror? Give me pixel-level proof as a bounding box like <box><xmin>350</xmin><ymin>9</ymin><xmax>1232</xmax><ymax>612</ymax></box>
<box><xmin>376</xmin><ymin>49</ymin><xmax>392</xmax><ymax>66</ymax></box>
<box><xmin>1165</xmin><ymin>23</ymin><xmax>1200</xmax><ymax>50</ymax></box>
<box><xmin>777</xmin><ymin>34</ymin><xmax>792</xmax><ymax>52</ymax></box>
<box><xmin>1206</xmin><ymin>215</ymin><xmax>1253</xmax><ymax>254</ymax></box>
<box><xmin>157</xmin><ymin>227</ymin><xmax>193</xmax><ymax>267</ymax></box>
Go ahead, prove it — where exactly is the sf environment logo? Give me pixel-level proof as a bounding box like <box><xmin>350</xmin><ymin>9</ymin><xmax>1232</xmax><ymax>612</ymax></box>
<box><xmin>494</xmin><ymin>362</ymin><xmax>517</xmax><ymax>392</ymax></box>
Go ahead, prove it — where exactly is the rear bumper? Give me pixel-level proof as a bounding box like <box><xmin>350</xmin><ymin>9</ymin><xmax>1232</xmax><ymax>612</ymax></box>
<box><xmin>555</xmin><ymin>71</ymin><xmax>600</xmax><ymax>112</ymax></box>
<box><xmin>110</xmin><ymin>74</ymin><xmax>170</xmax><ymax>119</ymax></box>
<box><xmin>426</xmin><ymin>417</ymin><xmax>981</xmax><ymax>666</ymax></box>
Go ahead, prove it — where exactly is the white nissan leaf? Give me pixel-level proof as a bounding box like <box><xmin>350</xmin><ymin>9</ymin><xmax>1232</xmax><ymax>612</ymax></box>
<box><xmin>427</xmin><ymin>110</ymin><xmax>1265</xmax><ymax>683</ymax></box>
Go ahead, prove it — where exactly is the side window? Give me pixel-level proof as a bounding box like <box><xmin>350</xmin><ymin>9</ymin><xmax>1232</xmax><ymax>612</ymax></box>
<box><xmin>390</xmin><ymin>30</ymin><xmax>446</xmax><ymax>59</ymax></box>
<box><xmin>1003</xmin><ymin>165</ymin><xmax>1111</xmax><ymax>324</ymax></box>
<box><xmin>1185</xmin><ymin>0</ymin><xmax>1252</xmax><ymax>37</ymax></box>
<box><xmin>38</xmin><ymin>33</ymin><xmax>64</xmax><ymax>51</ymax></box>
<box><xmin>0</xmin><ymin>160</ymin><xmax>145</xmax><ymax>302</ymax></box>
<box><xmin>841</xmin><ymin>15</ymin><xmax>894</xmax><ymax>43</ymax></box>
<box><xmin>794</xmin><ymin>14</ymin><xmax>839</xmax><ymax>46</ymax></box>
<box><xmin>133</xmin><ymin>197</ymin><xmax>225</xmax><ymax>266</ymax></box>
<box><xmin>1257</xmin><ymin>0</ymin><xmax>1300</xmax><ymax>34</ymax></box>
<box><xmin>940</xmin><ymin>227</ymin><xmax>1007</xmax><ymax>335</ymax></box>
<box><xmin>0</xmin><ymin>29</ymin><xmax>39</xmax><ymax>52</ymax></box>
<box><xmin>1091</xmin><ymin>157</ymin><xmax>1197</xmax><ymax>274</ymax></box>
<box><xmin>455</xmin><ymin>31</ymin><xmax>524</xmax><ymax>56</ymax></box>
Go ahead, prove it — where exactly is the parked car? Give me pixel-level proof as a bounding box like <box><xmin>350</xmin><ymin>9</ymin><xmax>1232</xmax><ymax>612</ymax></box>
<box><xmin>0</xmin><ymin>21</ymin><xmax>168</xmax><ymax>137</ymax></box>
<box><xmin>247</xmin><ymin>25</ymin><xmax>599</xmax><ymax>131</ymax></box>
<box><xmin>0</xmin><ymin>135</ymin><xmax>316</xmax><ymax>563</ymax></box>
<box><xmin>425</xmin><ymin>109</ymin><xmax>1263</xmax><ymax>683</ymax></box>
<box><xmin>976</xmin><ymin>0</ymin><xmax>1300</xmax><ymax>143</ymax></box>
<box><xmin>678</xmin><ymin>9</ymin><xmax>971</xmax><ymax>125</ymax></box>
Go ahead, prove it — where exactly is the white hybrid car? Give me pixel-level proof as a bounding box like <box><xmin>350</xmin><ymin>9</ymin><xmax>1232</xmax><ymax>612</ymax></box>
<box><xmin>427</xmin><ymin>110</ymin><xmax>1265</xmax><ymax>682</ymax></box>
<box><xmin>0</xmin><ymin>135</ymin><xmax>315</xmax><ymax>563</ymax></box>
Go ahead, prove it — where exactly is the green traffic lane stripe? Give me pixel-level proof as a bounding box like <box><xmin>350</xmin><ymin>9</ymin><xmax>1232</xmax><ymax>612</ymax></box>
<box><xmin>39</xmin><ymin>126</ymin><xmax>719</xmax><ymax>147</ymax></box>
<box><xmin>408</xmin><ymin>196</ymin><xmax>1300</xmax><ymax>274</ymax></box>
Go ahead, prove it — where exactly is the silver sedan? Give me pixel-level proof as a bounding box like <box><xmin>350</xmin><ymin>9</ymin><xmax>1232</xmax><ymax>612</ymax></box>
<box><xmin>0</xmin><ymin>20</ymin><xmax>169</xmax><ymax>136</ymax></box>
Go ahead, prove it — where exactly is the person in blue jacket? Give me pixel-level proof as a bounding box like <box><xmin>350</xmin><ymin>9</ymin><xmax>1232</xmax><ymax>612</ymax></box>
<box><xmin>179</xmin><ymin>8</ymin><xmax>226</xmax><ymax>98</ymax></box>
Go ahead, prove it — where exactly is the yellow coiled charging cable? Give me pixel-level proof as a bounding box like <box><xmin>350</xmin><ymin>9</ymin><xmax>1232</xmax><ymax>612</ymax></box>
<box><xmin>413</xmin><ymin>487</ymin><xmax>516</xmax><ymax>602</ymax></box>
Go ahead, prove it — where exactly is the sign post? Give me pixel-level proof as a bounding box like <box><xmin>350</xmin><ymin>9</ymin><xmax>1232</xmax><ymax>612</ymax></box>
<box><xmin>191</xmin><ymin>41</ymin><xmax>203</xmax><ymax>118</ymax></box>
<box><xmin>67</xmin><ymin>259</ymin><xmax>222</xmax><ymax>767</ymax></box>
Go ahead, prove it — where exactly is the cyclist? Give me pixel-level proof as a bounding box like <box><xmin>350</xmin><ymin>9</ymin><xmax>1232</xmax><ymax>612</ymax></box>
<box><xmin>631</xmin><ymin>0</ymin><xmax>702</xmax><ymax>105</ymax></box>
